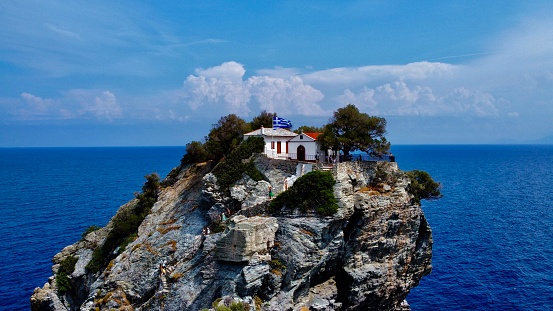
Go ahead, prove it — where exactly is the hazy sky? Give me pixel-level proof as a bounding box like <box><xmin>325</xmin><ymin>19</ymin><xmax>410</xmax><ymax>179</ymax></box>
<box><xmin>1</xmin><ymin>1</ymin><xmax>553</xmax><ymax>146</ymax></box>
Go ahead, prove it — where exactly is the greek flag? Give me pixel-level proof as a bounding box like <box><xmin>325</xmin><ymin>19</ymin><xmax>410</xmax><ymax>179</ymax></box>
<box><xmin>273</xmin><ymin>116</ymin><xmax>292</xmax><ymax>129</ymax></box>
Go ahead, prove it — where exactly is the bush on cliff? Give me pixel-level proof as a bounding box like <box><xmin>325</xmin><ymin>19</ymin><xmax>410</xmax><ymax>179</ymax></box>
<box><xmin>56</xmin><ymin>255</ymin><xmax>78</xmax><ymax>294</ymax></box>
<box><xmin>181</xmin><ymin>141</ymin><xmax>209</xmax><ymax>165</ymax></box>
<box><xmin>212</xmin><ymin>136</ymin><xmax>265</xmax><ymax>191</ymax></box>
<box><xmin>86</xmin><ymin>173</ymin><xmax>160</xmax><ymax>273</ymax></box>
<box><xmin>270</xmin><ymin>170</ymin><xmax>338</xmax><ymax>216</ymax></box>
<box><xmin>81</xmin><ymin>225</ymin><xmax>101</xmax><ymax>240</ymax></box>
<box><xmin>406</xmin><ymin>170</ymin><xmax>442</xmax><ymax>204</ymax></box>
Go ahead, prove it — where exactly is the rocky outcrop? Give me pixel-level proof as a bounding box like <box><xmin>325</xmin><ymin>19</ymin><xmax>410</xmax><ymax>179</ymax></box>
<box><xmin>215</xmin><ymin>215</ymin><xmax>278</xmax><ymax>262</ymax></box>
<box><xmin>31</xmin><ymin>157</ymin><xmax>432</xmax><ymax>311</ymax></box>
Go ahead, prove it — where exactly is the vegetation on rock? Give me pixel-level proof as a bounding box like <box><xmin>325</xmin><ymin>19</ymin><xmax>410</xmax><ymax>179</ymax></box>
<box><xmin>86</xmin><ymin>173</ymin><xmax>160</xmax><ymax>273</ymax></box>
<box><xmin>406</xmin><ymin>170</ymin><xmax>442</xmax><ymax>204</ymax></box>
<box><xmin>212</xmin><ymin>136</ymin><xmax>265</xmax><ymax>191</ymax></box>
<box><xmin>295</xmin><ymin>125</ymin><xmax>324</xmax><ymax>134</ymax></box>
<box><xmin>56</xmin><ymin>255</ymin><xmax>78</xmax><ymax>294</ymax></box>
<box><xmin>206</xmin><ymin>114</ymin><xmax>251</xmax><ymax>162</ymax></box>
<box><xmin>249</xmin><ymin>110</ymin><xmax>275</xmax><ymax>130</ymax></box>
<box><xmin>80</xmin><ymin>225</ymin><xmax>101</xmax><ymax>240</ymax></box>
<box><xmin>319</xmin><ymin>104</ymin><xmax>390</xmax><ymax>157</ymax></box>
<box><xmin>182</xmin><ymin>112</ymin><xmax>273</xmax><ymax>165</ymax></box>
<box><xmin>270</xmin><ymin>170</ymin><xmax>338</xmax><ymax>216</ymax></box>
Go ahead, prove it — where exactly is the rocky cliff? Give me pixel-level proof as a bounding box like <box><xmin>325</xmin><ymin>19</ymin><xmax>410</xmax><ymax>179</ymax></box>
<box><xmin>31</xmin><ymin>156</ymin><xmax>432</xmax><ymax>311</ymax></box>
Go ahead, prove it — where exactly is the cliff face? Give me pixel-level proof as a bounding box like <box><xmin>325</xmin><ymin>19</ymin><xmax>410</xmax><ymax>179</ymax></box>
<box><xmin>31</xmin><ymin>157</ymin><xmax>432</xmax><ymax>311</ymax></box>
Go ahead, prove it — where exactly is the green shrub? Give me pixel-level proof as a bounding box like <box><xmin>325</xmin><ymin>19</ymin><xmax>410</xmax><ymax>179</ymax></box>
<box><xmin>212</xmin><ymin>136</ymin><xmax>265</xmax><ymax>190</ymax></box>
<box><xmin>181</xmin><ymin>141</ymin><xmax>209</xmax><ymax>165</ymax></box>
<box><xmin>268</xmin><ymin>259</ymin><xmax>286</xmax><ymax>271</ymax></box>
<box><xmin>230</xmin><ymin>301</ymin><xmax>249</xmax><ymax>311</ymax></box>
<box><xmin>212</xmin><ymin>298</ymin><xmax>223</xmax><ymax>309</ymax></box>
<box><xmin>81</xmin><ymin>225</ymin><xmax>101</xmax><ymax>240</ymax></box>
<box><xmin>86</xmin><ymin>173</ymin><xmax>160</xmax><ymax>273</ymax></box>
<box><xmin>244</xmin><ymin>160</ymin><xmax>264</xmax><ymax>182</ymax></box>
<box><xmin>270</xmin><ymin>170</ymin><xmax>338</xmax><ymax>216</ymax></box>
<box><xmin>56</xmin><ymin>255</ymin><xmax>78</xmax><ymax>294</ymax></box>
<box><xmin>406</xmin><ymin>170</ymin><xmax>442</xmax><ymax>204</ymax></box>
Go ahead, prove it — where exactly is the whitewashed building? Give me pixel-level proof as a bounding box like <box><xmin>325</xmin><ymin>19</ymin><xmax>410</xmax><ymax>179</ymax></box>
<box><xmin>244</xmin><ymin>127</ymin><xmax>324</xmax><ymax>162</ymax></box>
<box><xmin>244</xmin><ymin>126</ymin><xmax>297</xmax><ymax>159</ymax></box>
<box><xmin>287</xmin><ymin>132</ymin><xmax>323</xmax><ymax>162</ymax></box>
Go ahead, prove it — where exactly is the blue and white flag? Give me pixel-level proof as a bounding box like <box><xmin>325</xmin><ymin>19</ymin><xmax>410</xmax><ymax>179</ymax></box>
<box><xmin>273</xmin><ymin>116</ymin><xmax>293</xmax><ymax>129</ymax></box>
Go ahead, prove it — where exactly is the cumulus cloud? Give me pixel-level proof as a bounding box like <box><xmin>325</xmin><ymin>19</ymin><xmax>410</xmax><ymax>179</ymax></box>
<box><xmin>176</xmin><ymin>60</ymin><xmax>511</xmax><ymax>120</ymax></box>
<box><xmin>17</xmin><ymin>90</ymin><xmax>123</xmax><ymax>121</ymax></box>
<box><xmin>18</xmin><ymin>93</ymin><xmax>58</xmax><ymax>119</ymax></box>
<box><xmin>337</xmin><ymin>81</ymin><xmax>499</xmax><ymax>117</ymax></box>
<box><xmin>181</xmin><ymin>62</ymin><xmax>326</xmax><ymax>117</ymax></box>
<box><xmin>183</xmin><ymin>62</ymin><xmax>250</xmax><ymax>115</ymax></box>
<box><xmin>84</xmin><ymin>91</ymin><xmax>122</xmax><ymax>120</ymax></box>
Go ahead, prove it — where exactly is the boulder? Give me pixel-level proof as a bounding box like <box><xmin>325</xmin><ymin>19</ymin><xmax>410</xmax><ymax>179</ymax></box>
<box><xmin>215</xmin><ymin>215</ymin><xmax>278</xmax><ymax>262</ymax></box>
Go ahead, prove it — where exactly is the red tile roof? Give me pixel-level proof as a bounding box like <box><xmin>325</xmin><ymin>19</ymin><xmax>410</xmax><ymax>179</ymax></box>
<box><xmin>303</xmin><ymin>132</ymin><xmax>322</xmax><ymax>140</ymax></box>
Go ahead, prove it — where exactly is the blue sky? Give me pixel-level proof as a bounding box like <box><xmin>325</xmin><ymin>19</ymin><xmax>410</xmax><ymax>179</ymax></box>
<box><xmin>1</xmin><ymin>1</ymin><xmax>553</xmax><ymax>146</ymax></box>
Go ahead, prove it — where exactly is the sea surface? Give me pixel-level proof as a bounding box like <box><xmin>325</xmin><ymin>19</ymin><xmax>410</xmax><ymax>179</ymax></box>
<box><xmin>0</xmin><ymin>145</ymin><xmax>552</xmax><ymax>310</ymax></box>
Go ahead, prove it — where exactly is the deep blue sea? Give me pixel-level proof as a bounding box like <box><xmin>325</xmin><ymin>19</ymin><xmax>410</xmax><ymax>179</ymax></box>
<box><xmin>1</xmin><ymin>145</ymin><xmax>552</xmax><ymax>310</ymax></box>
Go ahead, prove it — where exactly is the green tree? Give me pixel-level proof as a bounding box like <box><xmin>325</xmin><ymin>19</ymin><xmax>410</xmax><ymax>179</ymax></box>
<box><xmin>181</xmin><ymin>141</ymin><xmax>209</xmax><ymax>165</ymax></box>
<box><xmin>212</xmin><ymin>136</ymin><xmax>265</xmax><ymax>191</ymax></box>
<box><xmin>206</xmin><ymin>114</ymin><xmax>249</xmax><ymax>162</ymax></box>
<box><xmin>319</xmin><ymin>104</ymin><xmax>390</xmax><ymax>157</ymax></box>
<box><xmin>295</xmin><ymin>125</ymin><xmax>324</xmax><ymax>134</ymax></box>
<box><xmin>406</xmin><ymin>170</ymin><xmax>442</xmax><ymax>204</ymax></box>
<box><xmin>250</xmin><ymin>110</ymin><xmax>276</xmax><ymax>130</ymax></box>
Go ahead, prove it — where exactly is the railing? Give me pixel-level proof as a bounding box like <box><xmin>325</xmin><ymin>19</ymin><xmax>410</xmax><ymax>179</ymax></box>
<box><xmin>287</xmin><ymin>153</ymin><xmax>318</xmax><ymax>162</ymax></box>
<box><xmin>345</xmin><ymin>153</ymin><xmax>395</xmax><ymax>162</ymax></box>
<box><xmin>263</xmin><ymin>149</ymin><xmax>395</xmax><ymax>163</ymax></box>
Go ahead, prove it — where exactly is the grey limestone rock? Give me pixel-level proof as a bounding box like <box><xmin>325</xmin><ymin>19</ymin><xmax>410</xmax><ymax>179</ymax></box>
<box><xmin>31</xmin><ymin>158</ymin><xmax>432</xmax><ymax>311</ymax></box>
<box><xmin>215</xmin><ymin>215</ymin><xmax>278</xmax><ymax>262</ymax></box>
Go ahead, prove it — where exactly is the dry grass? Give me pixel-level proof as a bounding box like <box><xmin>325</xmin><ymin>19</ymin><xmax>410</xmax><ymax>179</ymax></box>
<box><xmin>165</xmin><ymin>240</ymin><xmax>177</xmax><ymax>252</ymax></box>
<box><xmin>145</xmin><ymin>243</ymin><xmax>159</xmax><ymax>256</ymax></box>
<box><xmin>171</xmin><ymin>272</ymin><xmax>184</xmax><ymax>280</ymax></box>
<box><xmin>157</xmin><ymin>225</ymin><xmax>182</xmax><ymax>235</ymax></box>
<box><xmin>299</xmin><ymin>228</ymin><xmax>314</xmax><ymax>236</ymax></box>
<box><xmin>159</xmin><ymin>218</ymin><xmax>177</xmax><ymax>226</ymax></box>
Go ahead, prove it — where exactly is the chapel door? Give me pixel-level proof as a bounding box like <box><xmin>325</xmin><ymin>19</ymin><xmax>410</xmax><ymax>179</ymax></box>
<box><xmin>277</xmin><ymin>141</ymin><xmax>282</xmax><ymax>154</ymax></box>
<box><xmin>297</xmin><ymin>145</ymin><xmax>305</xmax><ymax>161</ymax></box>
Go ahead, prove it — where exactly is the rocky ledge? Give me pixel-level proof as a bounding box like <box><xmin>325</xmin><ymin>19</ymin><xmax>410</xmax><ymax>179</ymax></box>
<box><xmin>31</xmin><ymin>156</ymin><xmax>432</xmax><ymax>311</ymax></box>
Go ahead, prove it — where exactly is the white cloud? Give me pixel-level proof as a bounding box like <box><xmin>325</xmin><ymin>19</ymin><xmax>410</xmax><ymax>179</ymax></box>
<box><xmin>16</xmin><ymin>90</ymin><xmax>122</xmax><ymax>121</ymax></box>
<box><xmin>84</xmin><ymin>91</ymin><xmax>122</xmax><ymax>120</ymax></box>
<box><xmin>46</xmin><ymin>23</ymin><xmax>82</xmax><ymax>40</ymax></box>
<box><xmin>337</xmin><ymin>82</ymin><xmax>499</xmax><ymax>117</ymax></box>
<box><xmin>181</xmin><ymin>62</ymin><xmax>326</xmax><ymax>117</ymax></box>
<box><xmin>302</xmin><ymin>61</ymin><xmax>457</xmax><ymax>87</ymax></box>
<box><xmin>194</xmin><ymin>61</ymin><xmax>246</xmax><ymax>83</ymax></box>
<box><xmin>442</xmin><ymin>88</ymin><xmax>499</xmax><ymax>117</ymax></box>
<box><xmin>255</xmin><ymin>67</ymin><xmax>303</xmax><ymax>79</ymax></box>
<box><xmin>18</xmin><ymin>93</ymin><xmax>58</xmax><ymax>119</ymax></box>
<box><xmin>183</xmin><ymin>74</ymin><xmax>251</xmax><ymax>115</ymax></box>
<box><xmin>247</xmin><ymin>75</ymin><xmax>325</xmax><ymax>116</ymax></box>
